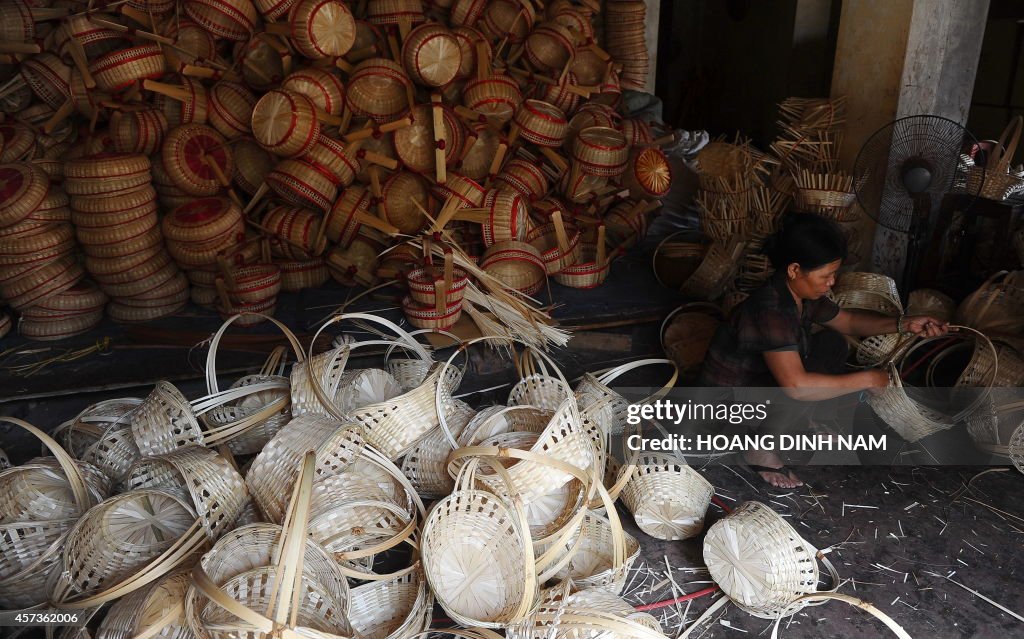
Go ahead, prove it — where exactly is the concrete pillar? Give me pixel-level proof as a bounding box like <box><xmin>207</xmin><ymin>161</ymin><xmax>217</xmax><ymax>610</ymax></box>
<box><xmin>830</xmin><ymin>0</ymin><xmax>989</xmax><ymax>285</ymax></box>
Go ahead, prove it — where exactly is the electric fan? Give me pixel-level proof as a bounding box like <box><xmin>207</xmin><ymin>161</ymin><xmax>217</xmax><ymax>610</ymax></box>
<box><xmin>853</xmin><ymin>115</ymin><xmax>982</xmax><ymax>298</ymax></box>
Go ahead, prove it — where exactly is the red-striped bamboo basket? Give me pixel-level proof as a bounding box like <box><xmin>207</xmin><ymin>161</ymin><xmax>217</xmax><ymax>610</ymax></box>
<box><xmin>514</xmin><ymin>99</ymin><xmax>568</xmax><ymax>148</ymax></box>
<box><xmin>163</xmin><ymin>19</ymin><xmax>218</xmax><ymax>67</ymax></box>
<box><xmin>406</xmin><ymin>263</ymin><xmax>470</xmax><ymax>306</ymax></box>
<box><xmin>403</xmin><ymin>295</ymin><xmax>463</xmax><ymax>330</ymax></box>
<box><xmin>20</xmin><ymin>52</ymin><xmax>71</xmax><ymax>110</ymax></box>
<box><xmin>535</xmin><ymin>71</ymin><xmax>582</xmax><ymax>116</ymax></box>
<box><xmin>325</xmin><ymin>184</ymin><xmax>400</xmax><ymax>247</ymax></box>
<box><xmin>0</xmin><ymin>163</ymin><xmax>49</xmax><ymax>229</ymax></box>
<box><xmin>346</xmin><ymin>58</ymin><xmax>414</xmax><ymax>123</ymax></box>
<box><xmin>64</xmin><ymin>154</ymin><xmax>153</xmax><ymax>195</ymax></box>
<box><xmin>524</xmin><ymin>22</ymin><xmax>576</xmax><ymax>73</ymax></box>
<box><xmin>305</xmin><ymin>135</ymin><xmax>362</xmax><ymax>186</ymax></box>
<box><xmin>479</xmin><ymin>0</ymin><xmax>534</xmax><ymax>42</ymax></box>
<box><xmin>151</xmin><ymin>76</ymin><xmax>209</xmax><ymax>127</ymax></box>
<box><xmin>20</xmin><ymin>310</ymin><xmax>103</xmax><ymax>341</ymax></box>
<box><xmin>481</xmin><ymin>240</ymin><xmax>546</xmax><ymax>295</ymax></box>
<box><xmin>251</xmin><ymin>89</ymin><xmax>322</xmax><ymax>158</ymax></box>
<box><xmin>495</xmin><ymin>157</ymin><xmax>550</xmax><ymax>201</ymax></box>
<box><xmin>110</xmin><ymin>109</ymin><xmax>169</xmax><ymax>155</ymax></box>
<box><xmin>266</xmin><ymin>157</ymin><xmax>339</xmax><ymax>212</ymax></box>
<box><xmin>234</xmin><ymin>37</ymin><xmax>287</xmax><ymax>91</ymax></box>
<box><xmin>282</xmin><ymin>68</ymin><xmax>347</xmax><ymax>117</ymax></box>
<box><xmin>450</xmin><ymin>26</ymin><xmax>488</xmax><ymax>80</ymax></box>
<box><xmin>553</xmin><ymin>227</ymin><xmax>611</xmax><ymax>289</ymax></box>
<box><xmin>433</xmin><ymin>172</ymin><xmax>486</xmax><ymax>209</ymax></box>
<box><xmin>0</xmin><ymin>255</ymin><xmax>83</xmax><ymax>311</ymax></box>
<box><xmin>254</xmin><ymin>0</ymin><xmax>296</xmax><ymax>20</ymax></box>
<box><xmin>621</xmin><ymin>147</ymin><xmax>672</xmax><ymax>198</ymax></box>
<box><xmin>565</xmin><ymin>103</ymin><xmax>619</xmax><ymax>150</ymax></box>
<box><xmin>449</xmin><ymin>0</ymin><xmax>487</xmax><ymax>26</ymax></box>
<box><xmin>88</xmin><ymin>44</ymin><xmax>166</xmax><ymax>93</ymax></box>
<box><xmin>279</xmin><ymin>258</ymin><xmax>330</xmax><ymax>291</ymax></box>
<box><xmin>184</xmin><ymin>0</ymin><xmax>259</xmax><ymax>41</ymax></box>
<box><xmin>572</xmin><ymin>126</ymin><xmax>629</xmax><ymax>178</ymax></box>
<box><xmin>527</xmin><ymin>210</ymin><xmax>581</xmax><ymax>275</ymax></box>
<box><xmin>233</xmin><ymin>139</ymin><xmax>276</xmax><ymax>195</ymax></box>
<box><xmin>570</xmin><ymin>49</ymin><xmax>606</xmax><ymax>86</ymax></box>
<box><xmin>218</xmin><ymin>262</ymin><xmax>282</xmax><ymax>304</ymax></box>
<box><xmin>366</xmin><ymin>0</ymin><xmax>426</xmax><ymax>26</ymax></box>
<box><xmin>463</xmin><ymin>74</ymin><xmax>522</xmax><ymax>124</ymax></box>
<box><xmin>261</xmin><ymin>205</ymin><xmax>327</xmax><ymax>259</ymax></box>
<box><xmin>208</xmin><ymin>82</ymin><xmax>256</xmax><ymax>139</ymax></box>
<box><xmin>161</xmin><ymin>124</ymin><xmax>234</xmax><ymax>196</ymax></box>
<box><xmin>379</xmin><ymin>171</ymin><xmax>430</xmax><ymax>234</ymax></box>
<box><xmin>0</xmin><ymin>124</ymin><xmax>36</xmax><ymax>163</ymax></box>
<box><xmin>402</xmin><ymin>23</ymin><xmax>462</xmax><ymax>88</ymax></box>
<box><xmin>393</xmin><ymin>103</ymin><xmax>464</xmax><ymax>174</ymax></box>
<box><xmin>162</xmin><ymin>197</ymin><xmax>244</xmax><ymax>247</ymax></box>
<box><xmin>280</xmin><ymin>0</ymin><xmax>356</xmax><ymax>59</ymax></box>
<box><xmin>604</xmin><ymin>199</ymin><xmax>655</xmax><ymax>250</ymax></box>
<box><xmin>560</xmin><ymin>170</ymin><xmax>607</xmax><ymax>203</ymax></box>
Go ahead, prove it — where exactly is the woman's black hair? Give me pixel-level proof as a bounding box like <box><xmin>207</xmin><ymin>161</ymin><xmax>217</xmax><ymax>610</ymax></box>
<box><xmin>762</xmin><ymin>212</ymin><xmax>847</xmax><ymax>271</ymax></box>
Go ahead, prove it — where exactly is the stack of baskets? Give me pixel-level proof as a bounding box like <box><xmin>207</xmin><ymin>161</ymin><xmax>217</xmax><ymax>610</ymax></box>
<box><xmin>603</xmin><ymin>1</ymin><xmax>649</xmax><ymax>91</ymax></box>
<box><xmin>0</xmin><ymin>161</ymin><xmax>106</xmax><ymax>339</ymax></box>
<box><xmin>66</xmin><ymin>153</ymin><xmax>188</xmax><ymax>322</ymax></box>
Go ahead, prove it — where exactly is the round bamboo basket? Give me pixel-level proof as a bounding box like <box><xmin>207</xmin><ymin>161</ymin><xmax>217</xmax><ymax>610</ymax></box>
<box><xmin>527</xmin><ymin>214</ymin><xmax>581</xmax><ymax>275</ymax></box>
<box><xmin>463</xmin><ymin>74</ymin><xmax>522</xmax><ymax>124</ymax></box>
<box><xmin>524</xmin><ymin>22</ymin><xmax>576</xmax><ymax>73</ymax></box>
<box><xmin>704</xmin><ymin>501</ymin><xmax>839</xmax><ymax>619</ymax></box>
<box><xmin>166</xmin><ymin>227</ymin><xmax>240</xmax><ymax>268</ymax></box>
<box><xmin>678</xmin><ymin>241</ymin><xmax>742</xmax><ymax>300</ymax></box>
<box><xmin>99</xmin><ymin>261</ymin><xmax>179</xmax><ymax>299</ymax></box>
<box><xmin>1</xmin><ymin>255</ymin><xmax>83</xmax><ymax>311</ymax></box>
<box><xmin>0</xmin><ymin>222</ymin><xmax>73</xmax><ymax>258</ymax></box>
<box><xmin>954</xmin><ymin>270</ymin><xmax>1024</xmax><ymax>334</ymax></box>
<box><xmin>907</xmin><ymin>288</ymin><xmax>955</xmax><ymax>321</ymax></box>
<box><xmin>325</xmin><ymin>185</ymin><xmax>374</xmax><ymax>247</ymax></box>
<box><xmin>366</xmin><ymin>0</ymin><xmax>426</xmax><ymax>25</ymax></box>
<box><xmin>478</xmin><ymin>188</ymin><xmax>530</xmax><ymax>245</ymax></box>
<box><xmin>192</xmin><ymin>284</ymin><xmax>218</xmax><ymax>308</ymax></box>
<box><xmin>514</xmin><ymin>99</ymin><xmax>568</xmax><ymax>147</ymax></box>
<box><xmin>130</xmin><ymin>381</ymin><xmax>204</xmax><ymax>455</ymax></box>
<box><xmin>220</xmin><ymin>263</ymin><xmax>282</xmax><ymax>304</ymax></box>
<box><xmin>0</xmin><ymin>162</ymin><xmax>50</xmax><ymax>229</ymax></box>
<box><xmin>61</xmin><ymin>489</ymin><xmax>197</xmax><ymax>597</ymax></box>
<box><xmin>421</xmin><ymin>457</ymin><xmax>537</xmax><ymax>628</ymax></box>
<box><xmin>565</xmin><ymin>104</ymin><xmax>619</xmax><ymax>150</ymax></box>
<box><xmin>379</xmin><ymin>171</ymin><xmax>429</xmax><ymax>234</ymax></box>
<box><xmin>306</xmin><ymin>135</ymin><xmax>361</xmax><ymax>186</ymax></box>
<box><xmin>75</xmin><ymin>208</ymin><xmax>158</xmax><ymax>247</ymax></box>
<box><xmin>553</xmin><ymin>241</ymin><xmax>610</xmax><ymax>289</ymax></box>
<box><xmin>251</xmin><ymin>89</ymin><xmax>322</xmax><ymax>158</ymax></box>
<box><xmin>125</xmin><ymin>445</ymin><xmax>248</xmax><ymax>541</ymax></box>
<box><xmin>604</xmin><ymin>200</ymin><xmax>652</xmax><ymax>250</ymax></box>
<box><xmin>254</xmin><ymin>0</ymin><xmax>296</xmax><ymax>19</ymax></box>
<box><xmin>406</xmin><ymin>264</ymin><xmax>470</xmax><ymax>305</ymax></box>
<box><xmin>208</xmin><ymin>82</ymin><xmax>256</xmax><ymax>139</ymax></box>
<box><xmin>433</xmin><ymin>172</ymin><xmax>486</xmax><ymax>208</ymax></box>
<box><xmin>162</xmin><ymin>19</ymin><xmax>218</xmax><ymax>66</ymax></box>
<box><xmin>279</xmin><ymin>258</ymin><xmax>330</xmax><ymax>291</ymax></box>
<box><xmin>233</xmin><ymin>139</ymin><xmax>276</xmax><ymax>195</ymax></box>
<box><xmin>393</xmin><ymin>103</ymin><xmax>463</xmax><ymax>174</ymax></box>
<box><xmin>262</xmin><ymin>206</ymin><xmax>326</xmax><ymax>259</ymax></box>
<box><xmin>347</xmin><ymin>564</ymin><xmax>432</xmax><ymax>639</ymax></box>
<box><xmin>403</xmin><ymin>294</ymin><xmax>464</xmax><ymax>330</ymax></box>
<box><xmin>234</xmin><ymin>36</ymin><xmax>287</xmax><ymax>91</ymax></box>
<box><xmin>540</xmin><ymin>511</ymin><xmax>640</xmax><ymax>594</ymax></box>
<box><xmin>266</xmin><ymin>158</ymin><xmax>339</xmax><ymax>212</ymax></box>
<box><xmin>282</xmin><ymin>68</ymin><xmax>347</xmax><ymax>116</ymax></box>
<box><xmin>563</xmin><ymin>170</ymin><xmax>610</xmax><ymax>203</ymax></box>
<box><xmin>162</xmin><ymin>124</ymin><xmax>234</xmax><ymax>197</ymax></box>
<box><xmin>88</xmin><ymin>44</ymin><xmax>166</xmax><ymax>93</ymax></box>
<box><xmin>0</xmin><ymin>122</ymin><xmax>38</xmax><ymax>163</ymax></box>
<box><xmin>65</xmin><ymin>153</ymin><xmax>152</xmax><ymax>192</ymax></box>
<box><xmin>832</xmin><ymin>271</ymin><xmax>902</xmax><ymax>316</ymax></box>
<box><xmin>95</xmin><ymin>572</ymin><xmax>192</xmax><ymax>639</ymax></box>
<box><xmin>495</xmin><ymin>158</ymin><xmax>550</xmax><ymax>200</ymax></box>
<box><xmin>535</xmin><ymin>71</ymin><xmax>582</xmax><ymax>116</ymax></box>
<box><xmin>618</xmin><ymin>452</ymin><xmax>713</xmax><ymax>540</ymax></box>
<box><xmin>481</xmin><ymin>241</ymin><xmax>546</xmax><ymax>295</ymax></box>
<box><xmin>451</xmin><ymin>26</ymin><xmax>489</xmax><ymax>80</ymax></box>
<box><xmin>401</xmin><ymin>399</ymin><xmax>477</xmax><ymax>499</ymax></box>
<box><xmin>451</xmin><ymin>126</ymin><xmax>495</xmax><ymax>181</ymax></box>
<box><xmin>346</xmin><ymin>58</ymin><xmax>413</xmax><ymax>123</ymax></box>
<box><xmin>70</xmin><ymin>184</ymin><xmax>157</xmax><ymax>216</ymax></box>
<box><xmin>163</xmin><ymin>197</ymin><xmax>244</xmax><ymax>244</ymax></box>
<box><xmin>92</xmin><ymin>250</ymin><xmax>172</xmax><ymax>287</ymax></box>
<box><xmin>57</xmin><ymin>398</ymin><xmax>141</xmax><ymax>484</ymax></box>
<box><xmin>184</xmin><ymin>0</ymin><xmax>259</xmax><ymax>41</ymax></box>
<box><xmin>20</xmin><ymin>52</ymin><xmax>71</xmax><ymax>110</ymax></box>
<box><xmin>110</xmin><ymin>109</ymin><xmax>169</xmax><ymax>156</ymax></box>
<box><xmin>450</xmin><ymin>0</ymin><xmax>487</xmax><ymax>25</ymax></box>
<box><xmin>572</xmin><ymin>126</ymin><xmax>629</xmax><ymax>178</ymax></box>
<box><xmin>622</xmin><ymin>147</ymin><xmax>671</xmax><ymax>197</ymax></box>
<box><xmin>402</xmin><ymin>23</ymin><xmax>461</xmax><ymax>87</ymax></box>
<box><xmin>149</xmin><ymin>76</ymin><xmax>209</xmax><ymax>127</ymax></box>
<box><xmin>285</xmin><ymin>0</ymin><xmax>356</xmax><ymax>59</ymax></box>
<box><xmin>81</xmin><ymin>226</ymin><xmax>163</xmax><ymax>259</ymax></box>
<box><xmin>570</xmin><ymin>49</ymin><xmax>606</xmax><ymax>86</ymax></box>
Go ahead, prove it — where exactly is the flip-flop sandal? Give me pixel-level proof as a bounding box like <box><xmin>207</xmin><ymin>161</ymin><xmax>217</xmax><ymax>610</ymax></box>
<box><xmin>746</xmin><ymin>464</ymin><xmax>804</xmax><ymax>487</ymax></box>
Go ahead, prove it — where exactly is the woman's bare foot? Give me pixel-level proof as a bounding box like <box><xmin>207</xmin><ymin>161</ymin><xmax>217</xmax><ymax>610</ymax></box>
<box><xmin>744</xmin><ymin>449</ymin><xmax>803</xmax><ymax>488</ymax></box>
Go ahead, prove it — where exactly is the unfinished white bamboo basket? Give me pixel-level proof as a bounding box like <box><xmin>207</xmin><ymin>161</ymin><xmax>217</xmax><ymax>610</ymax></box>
<box><xmin>618</xmin><ymin>452</ymin><xmax>714</xmax><ymax>541</ymax></box>
<box><xmin>703</xmin><ymin>501</ymin><xmax>839</xmax><ymax>619</ymax></box>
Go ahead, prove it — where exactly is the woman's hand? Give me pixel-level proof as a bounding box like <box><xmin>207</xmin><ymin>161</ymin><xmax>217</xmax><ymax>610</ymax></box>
<box><xmin>903</xmin><ymin>315</ymin><xmax>950</xmax><ymax>338</ymax></box>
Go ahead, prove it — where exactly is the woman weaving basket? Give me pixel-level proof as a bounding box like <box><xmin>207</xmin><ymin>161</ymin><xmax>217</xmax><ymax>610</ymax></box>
<box><xmin>698</xmin><ymin>214</ymin><xmax>950</xmax><ymax>488</ymax></box>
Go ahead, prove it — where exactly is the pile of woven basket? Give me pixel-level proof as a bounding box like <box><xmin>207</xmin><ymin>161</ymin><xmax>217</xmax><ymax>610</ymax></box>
<box><xmin>654</xmin><ymin>97</ymin><xmax>853</xmax><ymax>311</ymax></box>
<box><xmin>0</xmin><ymin>310</ymin><xmax>725</xmax><ymax>637</ymax></box>
<box><xmin>0</xmin><ymin>0</ymin><xmax>670</xmax><ymax>341</ymax></box>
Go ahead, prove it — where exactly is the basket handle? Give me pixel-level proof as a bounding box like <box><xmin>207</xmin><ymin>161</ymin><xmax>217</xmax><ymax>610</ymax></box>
<box><xmin>204</xmin><ymin>313</ymin><xmax>307</xmax><ymax>395</ymax></box>
<box><xmin>770</xmin><ymin>593</ymin><xmax>910</xmax><ymax>639</ymax></box>
<box><xmin>0</xmin><ymin>416</ymin><xmax>93</xmax><ymax>514</ymax></box>
<box><xmin>659</xmin><ymin>302</ymin><xmax>723</xmax><ymax>349</ymax></box>
<box><xmin>991</xmin><ymin>116</ymin><xmax>1023</xmax><ymax>173</ymax></box>
<box><xmin>594</xmin><ymin>358</ymin><xmax>679</xmax><ymax>404</ymax></box>
<box><xmin>267</xmin><ymin>452</ymin><xmax>315</xmax><ymax>628</ymax></box>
